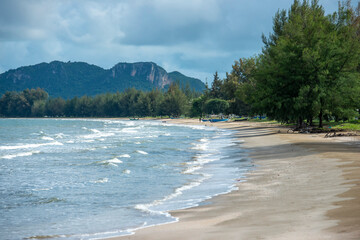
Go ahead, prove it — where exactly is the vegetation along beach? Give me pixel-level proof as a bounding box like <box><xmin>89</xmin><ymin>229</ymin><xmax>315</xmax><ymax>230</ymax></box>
<box><xmin>0</xmin><ymin>0</ymin><xmax>359</xmax><ymax>239</ymax></box>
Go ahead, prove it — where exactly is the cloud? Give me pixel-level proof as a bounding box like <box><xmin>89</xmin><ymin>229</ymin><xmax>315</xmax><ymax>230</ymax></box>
<box><xmin>0</xmin><ymin>0</ymin><xmax>344</xmax><ymax>81</ymax></box>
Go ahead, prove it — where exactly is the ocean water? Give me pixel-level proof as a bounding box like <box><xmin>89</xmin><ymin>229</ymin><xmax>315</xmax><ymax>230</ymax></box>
<box><xmin>0</xmin><ymin>119</ymin><xmax>251</xmax><ymax>240</ymax></box>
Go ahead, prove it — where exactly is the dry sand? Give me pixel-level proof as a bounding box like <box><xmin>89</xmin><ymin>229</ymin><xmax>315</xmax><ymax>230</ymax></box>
<box><xmin>108</xmin><ymin>119</ymin><xmax>360</xmax><ymax>240</ymax></box>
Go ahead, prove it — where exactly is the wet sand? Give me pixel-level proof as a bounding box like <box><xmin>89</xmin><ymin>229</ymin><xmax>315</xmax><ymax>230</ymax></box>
<box><xmin>109</xmin><ymin>119</ymin><xmax>360</xmax><ymax>240</ymax></box>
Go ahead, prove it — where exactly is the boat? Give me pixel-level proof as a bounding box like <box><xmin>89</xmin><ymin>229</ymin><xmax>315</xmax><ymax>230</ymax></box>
<box><xmin>201</xmin><ymin>119</ymin><xmax>210</xmax><ymax>122</ymax></box>
<box><xmin>129</xmin><ymin>118</ymin><xmax>140</xmax><ymax>120</ymax></box>
<box><xmin>210</xmin><ymin>119</ymin><xmax>229</xmax><ymax>122</ymax></box>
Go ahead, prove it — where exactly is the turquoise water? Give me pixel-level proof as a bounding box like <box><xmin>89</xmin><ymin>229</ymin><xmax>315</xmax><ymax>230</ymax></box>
<box><xmin>0</xmin><ymin>119</ymin><xmax>251</xmax><ymax>239</ymax></box>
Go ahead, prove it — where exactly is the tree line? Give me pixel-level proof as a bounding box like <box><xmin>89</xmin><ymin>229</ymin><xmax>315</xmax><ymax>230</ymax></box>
<box><xmin>0</xmin><ymin>84</ymin><xmax>202</xmax><ymax>118</ymax></box>
<box><xmin>192</xmin><ymin>0</ymin><xmax>360</xmax><ymax>128</ymax></box>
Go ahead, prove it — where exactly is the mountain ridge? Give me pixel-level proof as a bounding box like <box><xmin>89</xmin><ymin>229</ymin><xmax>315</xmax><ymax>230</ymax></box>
<box><xmin>0</xmin><ymin>61</ymin><xmax>205</xmax><ymax>98</ymax></box>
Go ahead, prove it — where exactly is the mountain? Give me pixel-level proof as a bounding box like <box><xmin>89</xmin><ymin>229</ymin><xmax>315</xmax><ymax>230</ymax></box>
<box><xmin>0</xmin><ymin>61</ymin><xmax>206</xmax><ymax>98</ymax></box>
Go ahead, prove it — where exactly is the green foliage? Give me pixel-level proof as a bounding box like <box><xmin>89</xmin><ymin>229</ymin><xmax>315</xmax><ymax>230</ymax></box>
<box><xmin>0</xmin><ymin>86</ymin><xmax>191</xmax><ymax>118</ymax></box>
<box><xmin>251</xmin><ymin>0</ymin><xmax>360</xmax><ymax>127</ymax></box>
<box><xmin>209</xmin><ymin>72</ymin><xmax>223</xmax><ymax>99</ymax></box>
<box><xmin>0</xmin><ymin>88</ymin><xmax>48</xmax><ymax>117</ymax></box>
<box><xmin>204</xmin><ymin>98</ymin><xmax>229</xmax><ymax>115</ymax></box>
<box><xmin>187</xmin><ymin>0</ymin><xmax>360</xmax><ymax>126</ymax></box>
<box><xmin>160</xmin><ymin>83</ymin><xmax>189</xmax><ymax>117</ymax></box>
<box><xmin>190</xmin><ymin>95</ymin><xmax>208</xmax><ymax>117</ymax></box>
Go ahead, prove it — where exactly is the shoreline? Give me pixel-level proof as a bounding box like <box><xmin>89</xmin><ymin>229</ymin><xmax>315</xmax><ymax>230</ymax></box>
<box><xmin>107</xmin><ymin>119</ymin><xmax>360</xmax><ymax>240</ymax></box>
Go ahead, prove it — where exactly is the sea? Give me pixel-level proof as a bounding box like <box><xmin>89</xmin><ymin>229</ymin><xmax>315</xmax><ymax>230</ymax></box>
<box><xmin>0</xmin><ymin>118</ymin><xmax>252</xmax><ymax>240</ymax></box>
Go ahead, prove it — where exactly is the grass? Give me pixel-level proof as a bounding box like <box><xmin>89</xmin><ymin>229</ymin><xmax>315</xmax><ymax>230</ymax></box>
<box><xmin>327</xmin><ymin>120</ymin><xmax>360</xmax><ymax>131</ymax></box>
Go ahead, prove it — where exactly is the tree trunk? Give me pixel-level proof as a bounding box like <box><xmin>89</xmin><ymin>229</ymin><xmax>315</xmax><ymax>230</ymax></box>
<box><xmin>306</xmin><ymin>117</ymin><xmax>313</xmax><ymax>126</ymax></box>
<box><xmin>298</xmin><ymin>117</ymin><xmax>303</xmax><ymax>129</ymax></box>
<box><xmin>319</xmin><ymin>109</ymin><xmax>323</xmax><ymax>128</ymax></box>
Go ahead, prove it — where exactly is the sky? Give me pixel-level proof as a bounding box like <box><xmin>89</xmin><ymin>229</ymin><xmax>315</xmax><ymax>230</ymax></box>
<box><xmin>0</xmin><ymin>0</ymin><xmax>344</xmax><ymax>83</ymax></box>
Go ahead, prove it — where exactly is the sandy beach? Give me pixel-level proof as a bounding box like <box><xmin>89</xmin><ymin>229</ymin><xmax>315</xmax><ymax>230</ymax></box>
<box><xmin>108</xmin><ymin>119</ymin><xmax>360</xmax><ymax>240</ymax></box>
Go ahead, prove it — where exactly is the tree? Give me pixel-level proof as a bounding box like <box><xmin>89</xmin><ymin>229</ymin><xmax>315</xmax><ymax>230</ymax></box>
<box><xmin>147</xmin><ymin>89</ymin><xmax>163</xmax><ymax>116</ymax></box>
<box><xmin>254</xmin><ymin>0</ymin><xmax>360</xmax><ymax>127</ymax></box>
<box><xmin>31</xmin><ymin>100</ymin><xmax>46</xmax><ymax>117</ymax></box>
<box><xmin>228</xmin><ymin>57</ymin><xmax>258</xmax><ymax>115</ymax></box>
<box><xmin>190</xmin><ymin>95</ymin><xmax>207</xmax><ymax>117</ymax></box>
<box><xmin>160</xmin><ymin>83</ymin><xmax>189</xmax><ymax>117</ymax></box>
<box><xmin>204</xmin><ymin>98</ymin><xmax>229</xmax><ymax>115</ymax></box>
<box><xmin>45</xmin><ymin>97</ymin><xmax>66</xmax><ymax>117</ymax></box>
<box><xmin>209</xmin><ymin>71</ymin><xmax>223</xmax><ymax>99</ymax></box>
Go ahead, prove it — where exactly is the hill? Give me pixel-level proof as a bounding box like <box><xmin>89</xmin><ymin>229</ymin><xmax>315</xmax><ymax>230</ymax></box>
<box><xmin>0</xmin><ymin>61</ymin><xmax>205</xmax><ymax>98</ymax></box>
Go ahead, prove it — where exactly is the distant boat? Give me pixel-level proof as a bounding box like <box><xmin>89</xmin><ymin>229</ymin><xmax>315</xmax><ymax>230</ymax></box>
<box><xmin>129</xmin><ymin>118</ymin><xmax>139</xmax><ymax>120</ymax></box>
<box><xmin>210</xmin><ymin>119</ymin><xmax>228</xmax><ymax>123</ymax></box>
<box><xmin>201</xmin><ymin>119</ymin><xmax>210</xmax><ymax>122</ymax></box>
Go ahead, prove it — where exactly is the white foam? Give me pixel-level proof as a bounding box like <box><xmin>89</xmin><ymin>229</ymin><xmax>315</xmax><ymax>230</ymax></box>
<box><xmin>81</xmin><ymin>131</ymin><xmax>114</xmax><ymax>140</ymax></box>
<box><xmin>123</xmin><ymin>169</ymin><xmax>131</xmax><ymax>174</ymax></box>
<box><xmin>55</xmin><ymin>133</ymin><xmax>65</xmax><ymax>139</ymax></box>
<box><xmin>136</xmin><ymin>150</ymin><xmax>148</xmax><ymax>155</ymax></box>
<box><xmin>134</xmin><ymin>142</ymin><xmax>141</xmax><ymax>145</ymax></box>
<box><xmin>121</xmin><ymin>128</ymin><xmax>139</xmax><ymax>133</ymax></box>
<box><xmin>191</xmin><ymin>142</ymin><xmax>209</xmax><ymax>151</ymax></box>
<box><xmin>135</xmin><ymin>175</ymin><xmax>210</xmax><ymax>215</ymax></box>
<box><xmin>0</xmin><ymin>141</ymin><xmax>63</xmax><ymax>150</ymax></box>
<box><xmin>91</xmin><ymin>178</ymin><xmax>109</xmax><ymax>183</ymax></box>
<box><xmin>32</xmin><ymin>187</ymin><xmax>52</xmax><ymax>191</ymax></box>
<box><xmin>108</xmin><ymin>158</ymin><xmax>123</xmax><ymax>164</ymax></box>
<box><xmin>98</xmin><ymin>158</ymin><xmax>123</xmax><ymax>166</ymax></box>
<box><xmin>41</xmin><ymin>136</ymin><xmax>54</xmax><ymax>141</ymax></box>
<box><xmin>1</xmin><ymin>151</ymin><xmax>40</xmax><ymax>159</ymax></box>
<box><xmin>124</xmin><ymin>121</ymin><xmax>135</xmax><ymax>126</ymax></box>
<box><xmin>119</xmin><ymin>154</ymin><xmax>131</xmax><ymax>158</ymax></box>
<box><xmin>183</xmin><ymin>165</ymin><xmax>202</xmax><ymax>174</ymax></box>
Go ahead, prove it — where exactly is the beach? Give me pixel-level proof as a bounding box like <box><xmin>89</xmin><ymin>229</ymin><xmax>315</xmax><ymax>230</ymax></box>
<box><xmin>110</xmin><ymin>119</ymin><xmax>360</xmax><ymax>240</ymax></box>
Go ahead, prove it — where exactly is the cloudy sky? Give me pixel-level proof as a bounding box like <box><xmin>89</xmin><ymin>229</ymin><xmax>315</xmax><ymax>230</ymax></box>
<box><xmin>0</xmin><ymin>0</ymin><xmax>342</xmax><ymax>82</ymax></box>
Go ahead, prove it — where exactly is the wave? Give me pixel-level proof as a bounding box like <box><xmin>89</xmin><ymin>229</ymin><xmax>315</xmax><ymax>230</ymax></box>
<box><xmin>135</xmin><ymin>174</ymin><xmax>210</xmax><ymax>216</ymax></box>
<box><xmin>55</xmin><ymin>133</ymin><xmax>65</xmax><ymax>139</ymax></box>
<box><xmin>121</xmin><ymin>128</ymin><xmax>139</xmax><ymax>133</ymax></box>
<box><xmin>191</xmin><ymin>141</ymin><xmax>209</xmax><ymax>151</ymax></box>
<box><xmin>90</xmin><ymin>129</ymin><xmax>100</xmax><ymax>133</ymax></box>
<box><xmin>119</xmin><ymin>154</ymin><xmax>131</xmax><ymax>158</ymax></box>
<box><xmin>183</xmin><ymin>153</ymin><xmax>217</xmax><ymax>174</ymax></box>
<box><xmin>32</xmin><ymin>187</ymin><xmax>52</xmax><ymax>191</ymax></box>
<box><xmin>1</xmin><ymin>151</ymin><xmax>41</xmax><ymax>159</ymax></box>
<box><xmin>41</xmin><ymin>136</ymin><xmax>54</xmax><ymax>141</ymax></box>
<box><xmin>96</xmin><ymin>158</ymin><xmax>123</xmax><ymax>167</ymax></box>
<box><xmin>37</xmin><ymin>197</ymin><xmax>65</xmax><ymax>205</ymax></box>
<box><xmin>81</xmin><ymin>130</ymin><xmax>115</xmax><ymax>140</ymax></box>
<box><xmin>90</xmin><ymin>178</ymin><xmax>109</xmax><ymax>183</ymax></box>
<box><xmin>136</xmin><ymin>150</ymin><xmax>148</xmax><ymax>155</ymax></box>
<box><xmin>108</xmin><ymin>158</ymin><xmax>123</xmax><ymax>164</ymax></box>
<box><xmin>0</xmin><ymin>141</ymin><xmax>63</xmax><ymax>150</ymax></box>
